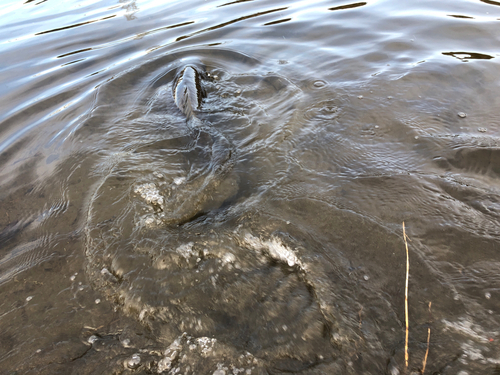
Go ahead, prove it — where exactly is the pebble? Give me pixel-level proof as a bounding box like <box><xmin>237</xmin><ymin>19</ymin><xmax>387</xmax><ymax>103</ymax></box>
<box><xmin>95</xmin><ymin>299</ymin><xmax>101</xmax><ymax>304</ymax></box>
<box><xmin>478</xmin><ymin>127</ymin><xmax>487</xmax><ymax>133</ymax></box>
<box><xmin>26</xmin><ymin>296</ymin><xmax>33</xmax><ymax>302</ymax></box>
<box><xmin>485</xmin><ymin>292</ymin><xmax>491</xmax><ymax>299</ymax></box>
<box><xmin>363</xmin><ymin>275</ymin><xmax>370</xmax><ymax>281</ymax></box>
<box><xmin>358</xmin><ymin>95</ymin><xmax>363</xmax><ymax>99</ymax></box>
<box><xmin>458</xmin><ymin>112</ymin><xmax>467</xmax><ymax>118</ymax></box>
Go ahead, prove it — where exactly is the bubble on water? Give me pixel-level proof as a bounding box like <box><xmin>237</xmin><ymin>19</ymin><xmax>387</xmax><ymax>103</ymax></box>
<box><xmin>153</xmin><ymin>171</ymin><xmax>164</xmax><ymax>179</ymax></box>
<box><xmin>127</xmin><ymin>353</ymin><xmax>141</xmax><ymax>369</ymax></box>
<box><xmin>122</xmin><ymin>338</ymin><xmax>131</xmax><ymax>347</ymax></box>
<box><xmin>101</xmin><ymin>267</ymin><xmax>112</xmax><ymax>276</ymax></box>
<box><xmin>198</xmin><ymin>337</ymin><xmax>217</xmax><ymax>355</ymax></box>
<box><xmin>222</xmin><ymin>253</ymin><xmax>236</xmax><ymax>264</ymax></box>
<box><xmin>95</xmin><ymin>298</ymin><xmax>101</xmax><ymax>304</ymax></box>
<box><xmin>69</xmin><ymin>275</ymin><xmax>76</xmax><ymax>281</ymax></box>
<box><xmin>478</xmin><ymin>127</ymin><xmax>487</xmax><ymax>133</ymax></box>
<box><xmin>176</xmin><ymin>242</ymin><xmax>195</xmax><ymax>259</ymax></box>
<box><xmin>458</xmin><ymin>112</ymin><xmax>467</xmax><ymax>118</ymax></box>
<box><xmin>36</xmin><ymin>349</ymin><xmax>41</xmax><ymax>354</ymax></box>
<box><xmin>139</xmin><ymin>308</ymin><xmax>148</xmax><ymax>321</ymax></box>
<box><xmin>214</xmin><ymin>362</ymin><xmax>228</xmax><ymax>375</ymax></box>
<box><xmin>313</xmin><ymin>80</ymin><xmax>327</xmax><ymax>88</ymax></box>
<box><xmin>485</xmin><ymin>292</ymin><xmax>491</xmax><ymax>299</ymax></box>
<box><xmin>173</xmin><ymin>177</ymin><xmax>186</xmax><ymax>185</ymax></box>
<box><xmin>159</xmin><ymin>358</ymin><xmax>175</xmax><ymax>374</ymax></box>
<box><xmin>357</xmin><ymin>95</ymin><xmax>363</xmax><ymax>99</ymax></box>
<box><xmin>88</xmin><ymin>335</ymin><xmax>99</xmax><ymax>344</ymax></box>
<box><xmin>158</xmin><ymin>335</ymin><xmax>184</xmax><ymax>372</ymax></box>
<box><xmin>363</xmin><ymin>275</ymin><xmax>370</xmax><ymax>281</ymax></box>
<box><xmin>26</xmin><ymin>296</ymin><xmax>33</xmax><ymax>302</ymax></box>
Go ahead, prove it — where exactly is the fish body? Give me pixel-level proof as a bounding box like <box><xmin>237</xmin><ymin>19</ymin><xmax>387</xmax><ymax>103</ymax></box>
<box><xmin>167</xmin><ymin>64</ymin><xmax>235</xmax><ymax>225</ymax></box>
<box><xmin>172</xmin><ymin>65</ymin><xmax>205</xmax><ymax>122</ymax></box>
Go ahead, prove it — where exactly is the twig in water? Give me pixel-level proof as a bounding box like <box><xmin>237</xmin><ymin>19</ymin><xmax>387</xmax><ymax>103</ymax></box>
<box><xmin>403</xmin><ymin>222</ymin><xmax>410</xmax><ymax>369</ymax></box>
<box><xmin>421</xmin><ymin>302</ymin><xmax>432</xmax><ymax>374</ymax></box>
<box><xmin>358</xmin><ymin>306</ymin><xmax>363</xmax><ymax>329</ymax></box>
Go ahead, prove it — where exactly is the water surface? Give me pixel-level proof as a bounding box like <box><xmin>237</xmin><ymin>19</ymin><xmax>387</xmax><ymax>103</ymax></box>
<box><xmin>1</xmin><ymin>0</ymin><xmax>500</xmax><ymax>373</ymax></box>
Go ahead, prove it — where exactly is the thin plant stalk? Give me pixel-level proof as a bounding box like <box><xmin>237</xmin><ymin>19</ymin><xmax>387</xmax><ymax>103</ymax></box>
<box><xmin>422</xmin><ymin>302</ymin><xmax>432</xmax><ymax>374</ymax></box>
<box><xmin>403</xmin><ymin>222</ymin><xmax>410</xmax><ymax>369</ymax></box>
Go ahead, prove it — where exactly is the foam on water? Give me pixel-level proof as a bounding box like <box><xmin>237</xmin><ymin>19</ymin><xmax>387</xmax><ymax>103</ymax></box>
<box><xmin>244</xmin><ymin>233</ymin><xmax>301</xmax><ymax>268</ymax></box>
<box><xmin>134</xmin><ymin>183</ymin><xmax>165</xmax><ymax>210</ymax></box>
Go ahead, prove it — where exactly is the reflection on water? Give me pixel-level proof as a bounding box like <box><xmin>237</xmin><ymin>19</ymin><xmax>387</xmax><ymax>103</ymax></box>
<box><xmin>1</xmin><ymin>0</ymin><xmax>500</xmax><ymax>373</ymax></box>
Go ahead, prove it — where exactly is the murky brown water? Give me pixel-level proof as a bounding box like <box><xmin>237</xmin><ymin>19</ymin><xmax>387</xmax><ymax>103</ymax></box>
<box><xmin>2</xmin><ymin>0</ymin><xmax>500</xmax><ymax>374</ymax></box>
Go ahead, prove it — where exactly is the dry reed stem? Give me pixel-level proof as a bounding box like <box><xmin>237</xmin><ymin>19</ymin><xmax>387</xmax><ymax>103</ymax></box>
<box><xmin>422</xmin><ymin>302</ymin><xmax>432</xmax><ymax>374</ymax></box>
<box><xmin>403</xmin><ymin>222</ymin><xmax>410</xmax><ymax>369</ymax></box>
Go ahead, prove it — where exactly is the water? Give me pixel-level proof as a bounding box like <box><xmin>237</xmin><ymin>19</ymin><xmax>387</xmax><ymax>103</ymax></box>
<box><xmin>1</xmin><ymin>0</ymin><xmax>500</xmax><ymax>373</ymax></box>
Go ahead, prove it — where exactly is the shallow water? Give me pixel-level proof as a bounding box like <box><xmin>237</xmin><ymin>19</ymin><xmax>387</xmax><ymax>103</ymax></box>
<box><xmin>1</xmin><ymin>0</ymin><xmax>500</xmax><ymax>373</ymax></box>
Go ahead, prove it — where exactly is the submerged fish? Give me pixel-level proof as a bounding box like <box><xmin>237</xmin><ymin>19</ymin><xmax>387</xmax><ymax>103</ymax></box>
<box><xmin>165</xmin><ymin>64</ymin><xmax>235</xmax><ymax>224</ymax></box>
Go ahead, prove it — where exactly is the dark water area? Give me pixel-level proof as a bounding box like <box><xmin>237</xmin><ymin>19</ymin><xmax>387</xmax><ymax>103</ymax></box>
<box><xmin>1</xmin><ymin>0</ymin><xmax>500</xmax><ymax>373</ymax></box>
